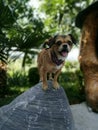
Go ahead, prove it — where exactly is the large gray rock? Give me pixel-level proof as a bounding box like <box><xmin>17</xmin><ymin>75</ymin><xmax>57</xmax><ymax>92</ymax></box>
<box><xmin>0</xmin><ymin>81</ymin><xmax>75</xmax><ymax>130</ymax></box>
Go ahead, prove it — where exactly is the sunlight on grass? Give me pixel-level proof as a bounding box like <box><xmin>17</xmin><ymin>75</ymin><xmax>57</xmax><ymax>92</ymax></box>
<box><xmin>8</xmin><ymin>58</ymin><xmax>37</xmax><ymax>75</ymax></box>
<box><xmin>10</xmin><ymin>86</ymin><xmax>29</xmax><ymax>93</ymax></box>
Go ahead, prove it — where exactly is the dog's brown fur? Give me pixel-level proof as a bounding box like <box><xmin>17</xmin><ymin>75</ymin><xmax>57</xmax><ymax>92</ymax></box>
<box><xmin>79</xmin><ymin>10</ymin><xmax>98</xmax><ymax>112</ymax></box>
<box><xmin>37</xmin><ymin>34</ymin><xmax>76</xmax><ymax>90</ymax></box>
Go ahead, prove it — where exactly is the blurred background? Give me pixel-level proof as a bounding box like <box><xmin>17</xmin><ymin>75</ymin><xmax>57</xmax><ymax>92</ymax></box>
<box><xmin>0</xmin><ymin>0</ymin><xmax>96</xmax><ymax>106</ymax></box>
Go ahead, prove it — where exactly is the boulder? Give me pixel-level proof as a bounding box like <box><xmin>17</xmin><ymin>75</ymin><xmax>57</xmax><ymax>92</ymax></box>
<box><xmin>0</xmin><ymin>81</ymin><xmax>75</xmax><ymax>130</ymax></box>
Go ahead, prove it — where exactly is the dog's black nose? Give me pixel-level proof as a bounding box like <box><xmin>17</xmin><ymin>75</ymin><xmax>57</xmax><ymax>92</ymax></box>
<box><xmin>63</xmin><ymin>45</ymin><xmax>68</xmax><ymax>52</ymax></box>
<box><xmin>63</xmin><ymin>45</ymin><xmax>67</xmax><ymax>49</ymax></box>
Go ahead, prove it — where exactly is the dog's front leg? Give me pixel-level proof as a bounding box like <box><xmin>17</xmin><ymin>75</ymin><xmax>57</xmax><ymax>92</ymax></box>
<box><xmin>42</xmin><ymin>70</ymin><xmax>48</xmax><ymax>90</ymax></box>
<box><xmin>38</xmin><ymin>67</ymin><xmax>43</xmax><ymax>82</ymax></box>
<box><xmin>53</xmin><ymin>69</ymin><xmax>61</xmax><ymax>89</ymax></box>
<box><xmin>39</xmin><ymin>67</ymin><xmax>48</xmax><ymax>90</ymax></box>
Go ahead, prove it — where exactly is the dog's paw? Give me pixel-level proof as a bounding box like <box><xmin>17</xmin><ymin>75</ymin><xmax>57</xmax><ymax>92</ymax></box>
<box><xmin>42</xmin><ymin>85</ymin><xmax>48</xmax><ymax>91</ymax></box>
<box><xmin>53</xmin><ymin>82</ymin><xmax>60</xmax><ymax>89</ymax></box>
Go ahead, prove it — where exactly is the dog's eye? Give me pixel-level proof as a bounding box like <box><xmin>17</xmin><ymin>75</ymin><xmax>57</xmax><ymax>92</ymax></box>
<box><xmin>56</xmin><ymin>41</ymin><xmax>62</xmax><ymax>46</ymax></box>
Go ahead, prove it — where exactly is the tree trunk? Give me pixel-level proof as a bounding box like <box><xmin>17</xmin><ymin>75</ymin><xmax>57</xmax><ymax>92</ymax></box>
<box><xmin>0</xmin><ymin>62</ymin><xmax>7</xmax><ymax>97</ymax></box>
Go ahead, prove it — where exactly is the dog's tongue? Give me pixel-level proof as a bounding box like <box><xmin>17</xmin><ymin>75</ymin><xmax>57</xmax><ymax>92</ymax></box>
<box><xmin>61</xmin><ymin>51</ymin><xmax>68</xmax><ymax>57</ymax></box>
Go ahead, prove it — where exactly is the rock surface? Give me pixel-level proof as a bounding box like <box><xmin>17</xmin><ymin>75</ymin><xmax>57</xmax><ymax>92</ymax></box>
<box><xmin>0</xmin><ymin>81</ymin><xmax>75</xmax><ymax>130</ymax></box>
<box><xmin>71</xmin><ymin>102</ymin><xmax>98</xmax><ymax>130</ymax></box>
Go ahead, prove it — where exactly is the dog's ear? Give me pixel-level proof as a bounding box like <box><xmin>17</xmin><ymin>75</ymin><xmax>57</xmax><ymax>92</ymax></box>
<box><xmin>42</xmin><ymin>36</ymin><xmax>57</xmax><ymax>48</ymax></box>
<box><xmin>48</xmin><ymin>34</ymin><xmax>59</xmax><ymax>47</ymax></box>
<box><xmin>42</xmin><ymin>39</ymin><xmax>50</xmax><ymax>49</ymax></box>
<box><xmin>68</xmin><ymin>34</ymin><xmax>76</xmax><ymax>45</ymax></box>
<box><xmin>48</xmin><ymin>37</ymin><xmax>56</xmax><ymax>47</ymax></box>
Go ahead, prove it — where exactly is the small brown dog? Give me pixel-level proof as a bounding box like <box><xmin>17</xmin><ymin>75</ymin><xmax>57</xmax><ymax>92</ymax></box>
<box><xmin>37</xmin><ymin>34</ymin><xmax>76</xmax><ymax>90</ymax></box>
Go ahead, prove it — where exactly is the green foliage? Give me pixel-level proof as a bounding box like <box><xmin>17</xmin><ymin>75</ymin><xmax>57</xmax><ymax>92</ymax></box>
<box><xmin>64</xmin><ymin>61</ymin><xmax>79</xmax><ymax>71</ymax></box>
<box><xmin>0</xmin><ymin>0</ymin><xmax>51</xmax><ymax>65</ymax></box>
<box><xmin>40</xmin><ymin>0</ymin><xmax>93</xmax><ymax>37</ymax></box>
<box><xmin>59</xmin><ymin>70</ymin><xmax>85</xmax><ymax>104</ymax></box>
<box><xmin>0</xmin><ymin>0</ymin><xmax>94</xmax><ymax>65</ymax></box>
<box><xmin>28</xmin><ymin>67</ymin><xmax>39</xmax><ymax>86</ymax></box>
<box><xmin>0</xmin><ymin>0</ymin><xmax>16</xmax><ymax>63</ymax></box>
<box><xmin>7</xmin><ymin>70</ymin><xmax>28</xmax><ymax>87</ymax></box>
<box><xmin>59</xmin><ymin>61</ymin><xmax>85</xmax><ymax>104</ymax></box>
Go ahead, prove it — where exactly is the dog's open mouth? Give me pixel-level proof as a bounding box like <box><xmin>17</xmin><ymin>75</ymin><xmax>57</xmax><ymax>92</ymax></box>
<box><xmin>59</xmin><ymin>50</ymin><xmax>68</xmax><ymax>57</ymax></box>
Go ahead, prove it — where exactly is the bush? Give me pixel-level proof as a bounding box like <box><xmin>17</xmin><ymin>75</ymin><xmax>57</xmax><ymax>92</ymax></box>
<box><xmin>28</xmin><ymin>67</ymin><xmax>39</xmax><ymax>86</ymax></box>
<box><xmin>7</xmin><ymin>70</ymin><xmax>28</xmax><ymax>87</ymax></box>
<box><xmin>59</xmin><ymin>62</ymin><xmax>85</xmax><ymax>104</ymax></box>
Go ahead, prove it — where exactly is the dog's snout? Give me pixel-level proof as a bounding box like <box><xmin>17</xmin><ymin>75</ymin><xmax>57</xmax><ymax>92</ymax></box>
<box><xmin>62</xmin><ymin>44</ymin><xmax>69</xmax><ymax>52</ymax></box>
<box><xmin>63</xmin><ymin>45</ymin><xmax>67</xmax><ymax>49</ymax></box>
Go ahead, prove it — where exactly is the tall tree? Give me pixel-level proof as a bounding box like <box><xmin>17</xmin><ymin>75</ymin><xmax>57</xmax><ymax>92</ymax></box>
<box><xmin>0</xmin><ymin>0</ymin><xmax>51</xmax><ymax>66</ymax></box>
<box><xmin>40</xmin><ymin>0</ymin><xmax>94</xmax><ymax>37</ymax></box>
<box><xmin>0</xmin><ymin>0</ymin><xmax>16</xmax><ymax>96</ymax></box>
<box><xmin>0</xmin><ymin>0</ymin><xmax>51</xmax><ymax>96</ymax></box>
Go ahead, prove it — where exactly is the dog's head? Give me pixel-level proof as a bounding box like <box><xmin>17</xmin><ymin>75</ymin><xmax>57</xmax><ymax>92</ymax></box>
<box><xmin>45</xmin><ymin>34</ymin><xmax>76</xmax><ymax>58</ymax></box>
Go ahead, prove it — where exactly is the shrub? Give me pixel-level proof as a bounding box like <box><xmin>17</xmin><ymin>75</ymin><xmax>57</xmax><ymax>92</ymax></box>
<box><xmin>59</xmin><ymin>61</ymin><xmax>85</xmax><ymax>104</ymax></box>
<box><xmin>28</xmin><ymin>67</ymin><xmax>39</xmax><ymax>86</ymax></box>
<box><xmin>7</xmin><ymin>70</ymin><xmax>28</xmax><ymax>87</ymax></box>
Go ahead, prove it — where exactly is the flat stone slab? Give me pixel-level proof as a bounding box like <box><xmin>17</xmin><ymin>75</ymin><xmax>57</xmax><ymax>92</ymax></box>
<box><xmin>0</xmin><ymin>81</ymin><xmax>75</xmax><ymax>130</ymax></box>
<box><xmin>71</xmin><ymin>102</ymin><xmax>98</xmax><ymax>130</ymax></box>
